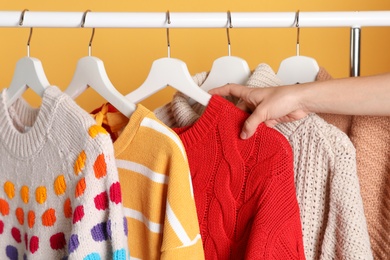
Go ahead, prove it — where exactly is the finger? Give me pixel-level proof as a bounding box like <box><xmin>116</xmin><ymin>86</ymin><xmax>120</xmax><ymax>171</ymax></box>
<box><xmin>240</xmin><ymin>106</ymin><xmax>267</xmax><ymax>139</ymax></box>
<box><xmin>209</xmin><ymin>84</ymin><xmax>250</xmax><ymax>100</ymax></box>
<box><xmin>236</xmin><ymin>100</ymin><xmax>252</xmax><ymax>112</ymax></box>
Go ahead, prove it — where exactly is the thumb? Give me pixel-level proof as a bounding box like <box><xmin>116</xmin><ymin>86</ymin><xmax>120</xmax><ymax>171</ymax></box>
<box><xmin>240</xmin><ymin>106</ymin><xmax>267</xmax><ymax>139</ymax></box>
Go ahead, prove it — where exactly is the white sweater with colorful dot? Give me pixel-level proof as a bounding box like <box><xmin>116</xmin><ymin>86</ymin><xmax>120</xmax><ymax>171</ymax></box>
<box><xmin>0</xmin><ymin>86</ymin><xmax>129</xmax><ymax>259</ymax></box>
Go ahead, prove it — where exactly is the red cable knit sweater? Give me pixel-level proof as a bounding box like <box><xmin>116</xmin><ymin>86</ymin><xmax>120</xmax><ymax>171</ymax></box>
<box><xmin>174</xmin><ymin>95</ymin><xmax>305</xmax><ymax>260</ymax></box>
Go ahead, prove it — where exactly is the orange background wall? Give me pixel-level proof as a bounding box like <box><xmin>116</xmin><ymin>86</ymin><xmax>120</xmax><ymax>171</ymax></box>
<box><xmin>1</xmin><ymin>0</ymin><xmax>390</xmax><ymax>112</ymax></box>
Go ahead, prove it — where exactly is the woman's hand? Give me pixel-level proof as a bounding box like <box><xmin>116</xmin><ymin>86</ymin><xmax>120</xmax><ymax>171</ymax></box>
<box><xmin>209</xmin><ymin>84</ymin><xmax>309</xmax><ymax>139</ymax></box>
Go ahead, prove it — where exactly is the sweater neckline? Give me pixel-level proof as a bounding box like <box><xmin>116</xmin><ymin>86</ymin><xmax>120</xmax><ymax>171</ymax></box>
<box><xmin>173</xmin><ymin>95</ymin><xmax>224</xmax><ymax>148</ymax></box>
<box><xmin>174</xmin><ymin>95</ymin><xmax>255</xmax><ymax>163</ymax></box>
<box><xmin>113</xmin><ymin>104</ymin><xmax>149</xmax><ymax>156</ymax></box>
<box><xmin>0</xmin><ymin>86</ymin><xmax>61</xmax><ymax>158</ymax></box>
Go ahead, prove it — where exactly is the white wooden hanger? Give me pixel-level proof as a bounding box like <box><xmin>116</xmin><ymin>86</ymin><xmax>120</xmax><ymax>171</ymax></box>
<box><xmin>125</xmin><ymin>11</ymin><xmax>211</xmax><ymax>107</ymax></box>
<box><xmin>64</xmin><ymin>10</ymin><xmax>136</xmax><ymax>118</ymax></box>
<box><xmin>188</xmin><ymin>11</ymin><xmax>251</xmax><ymax>105</ymax></box>
<box><xmin>277</xmin><ymin>10</ymin><xmax>319</xmax><ymax>85</ymax></box>
<box><xmin>6</xmin><ymin>10</ymin><xmax>51</xmax><ymax>108</ymax></box>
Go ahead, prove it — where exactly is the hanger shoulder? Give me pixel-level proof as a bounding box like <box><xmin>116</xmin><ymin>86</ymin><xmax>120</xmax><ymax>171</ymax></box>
<box><xmin>125</xmin><ymin>58</ymin><xmax>174</xmax><ymax>103</ymax></box>
<box><xmin>126</xmin><ymin>57</ymin><xmax>211</xmax><ymax>106</ymax></box>
<box><xmin>187</xmin><ymin>56</ymin><xmax>251</xmax><ymax>105</ymax></box>
<box><xmin>65</xmin><ymin>56</ymin><xmax>99</xmax><ymax>99</ymax></box>
<box><xmin>277</xmin><ymin>56</ymin><xmax>320</xmax><ymax>85</ymax></box>
<box><xmin>200</xmin><ymin>56</ymin><xmax>251</xmax><ymax>92</ymax></box>
<box><xmin>7</xmin><ymin>56</ymin><xmax>51</xmax><ymax>107</ymax></box>
<box><xmin>65</xmin><ymin>56</ymin><xmax>136</xmax><ymax>117</ymax></box>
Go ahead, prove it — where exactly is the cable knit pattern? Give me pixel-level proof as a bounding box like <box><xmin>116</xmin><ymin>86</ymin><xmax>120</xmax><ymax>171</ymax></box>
<box><xmin>173</xmin><ymin>95</ymin><xmax>305</xmax><ymax>259</ymax></box>
<box><xmin>0</xmin><ymin>86</ymin><xmax>129</xmax><ymax>259</ymax></box>
<box><xmin>349</xmin><ymin>116</ymin><xmax>390</xmax><ymax>260</ymax></box>
<box><xmin>315</xmin><ymin>68</ymin><xmax>352</xmax><ymax>135</ymax></box>
<box><xmin>247</xmin><ymin>64</ymin><xmax>372</xmax><ymax>260</ymax></box>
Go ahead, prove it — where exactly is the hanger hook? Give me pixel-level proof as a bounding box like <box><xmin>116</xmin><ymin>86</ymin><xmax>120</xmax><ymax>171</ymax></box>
<box><xmin>19</xmin><ymin>9</ymin><xmax>33</xmax><ymax>57</ymax></box>
<box><xmin>227</xmin><ymin>10</ymin><xmax>233</xmax><ymax>56</ymax></box>
<box><xmin>81</xmin><ymin>10</ymin><xmax>95</xmax><ymax>56</ymax></box>
<box><xmin>166</xmin><ymin>10</ymin><xmax>171</xmax><ymax>58</ymax></box>
<box><xmin>294</xmin><ymin>10</ymin><xmax>300</xmax><ymax>56</ymax></box>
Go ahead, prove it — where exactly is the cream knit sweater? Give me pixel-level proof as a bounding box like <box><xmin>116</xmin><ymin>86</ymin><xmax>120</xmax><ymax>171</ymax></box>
<box><xmin>315</xmin><ymin>69</ymin><xmax>390</xmax><ymax>259</ymax></box>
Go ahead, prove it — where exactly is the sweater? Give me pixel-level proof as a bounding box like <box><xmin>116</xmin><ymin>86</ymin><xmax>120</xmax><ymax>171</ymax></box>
<box><xmin>246</xmin><ymin>64</ymin><xmax>372</xmax><ymax>260</ymax></box>
<box><xmin>315</xmin><ymin>69</ymin><xmax>390</xmax><ymax>258</ymax></box>
<box><xmin>90</xmin><ymin>103</ymin><xmax>204</xmax><ymax>259</ymax></box>
<box><xmin>349</xmin><ymin>116</ymin><xmax>390</xmax><ymax>259</ymax></box>
<box><xmin>173</xmin><ymin>95</ymin><xmax>305</xmax><ymax>259</ymax></box>
<box><xmin>0</xmin><ymin>86</ymin><xmax>129</xmax><ymax>259</ymax></box>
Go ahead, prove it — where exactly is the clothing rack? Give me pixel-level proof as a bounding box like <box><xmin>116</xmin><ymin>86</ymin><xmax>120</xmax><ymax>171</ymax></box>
<box><xmin>1</xmin><ymin>11</ymin><xmax>390</xmax><ymax>76</ymax></box>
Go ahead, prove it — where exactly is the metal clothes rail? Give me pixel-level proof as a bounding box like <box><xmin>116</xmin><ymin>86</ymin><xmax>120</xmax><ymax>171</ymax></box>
<box><xmin>1</xmin><ymin>11</ymin><xmax>390</xmax><ymax>28</ymax></box>
<box><xmin>1</xmin><ymin>11</ymin><xmax>390</xmax><ymax>76</ymax></box>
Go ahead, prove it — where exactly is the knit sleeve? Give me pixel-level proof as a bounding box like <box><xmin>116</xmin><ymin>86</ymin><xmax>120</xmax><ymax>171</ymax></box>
<box><xmin>247</xmin><ymin>171</ymin><xmax>305</xmax><ymax>259</ymax></box>
<box><xmin>113</xmin><ymin>110</ymin><xmax>203</xmax><ymax>259</ymax></box>
<box><xmin>320</xmin><ymin>133</ymin><xmax>373</xmax><ymax>260</ymax></box>
<box><xmin>68</xmin><ymin>125</ymin><xmax>129</xmax><ymax>259</ymax></box>
<box><xmin>245</xmin><ymin>130</ymin><xmax>305</xmax><ymax>259</ymax></box>
<box><xmin>160</xmin><ymin>136</ymin><xmax>204</xmax><ymax>260</ymax></box>
<box><xmin>136</xmin><ymin>116</ymin><xmax>204</xmax><ymax>259</ymax></box>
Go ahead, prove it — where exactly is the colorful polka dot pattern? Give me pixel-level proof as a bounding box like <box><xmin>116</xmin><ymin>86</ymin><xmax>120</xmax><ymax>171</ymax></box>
<box><xmin>4</xmin><ymin>181</ymin><xmax>15</xmax><ymax>199</ymax></box>
<box><xmin>88</xmin><ymin>125</ymin><xmax>108</xmax><ymax>138</ymax></box>
<box><xmin>54</xmin><ymin>175</ymin><xmax>66</xmax><ymax>196</ymax></box>
<box><xmin>94</xmin><ymin>154</ymin><xmax>107</xmax><ymax>179</ymax></box>
<box><xmin>15</xmin><ymin>208</ymin><xmax>24</xmax><ymax>225</ymax></box>
<box><xmin>64</xmin><ymin>198</ymin><xmax>72</xmax><ymax>218</ymax></box>
<box><xmin>28</xmin><ymin>210</ymin><xmax>35</xmax><ymax>228</ymax></box>
<box><xmin>42</xmin><ymin>208</ymin><xmax>56</xmax><ymax>227</ymax></box>
<box><xmin>20</xmin><ymin>186</ymin><xmax>29</xmax><ymax>204</ymax></box>
<box><xmin>74</xmin><ymin>150</ymin><xmax>87</xmax><ymax>176</ymax></box>
<box><xmin>0</xmin><ymin>125</ymin><xmax>128</xmax><ymax>259</ymax></box>
<box><xmin>35</xmin><ymin>186</ymin><xmax>47</xmax><ymax>204</ymax></box>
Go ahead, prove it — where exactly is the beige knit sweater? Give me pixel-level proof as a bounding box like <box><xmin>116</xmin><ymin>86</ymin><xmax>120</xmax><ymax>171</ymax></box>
<box><xmin>245</xmin><ymin>64</ymin><xmax>372</xmax><ymax>260</ymax></box>
<box><xmin>154</xmin><ymin>64</ymin><xmax>373</xmax><ymax>260</ymax></box>
<box><xmin>314</xmin><ymin>69</ymin><xmax>390</xmax><ymax>259</ymax></box>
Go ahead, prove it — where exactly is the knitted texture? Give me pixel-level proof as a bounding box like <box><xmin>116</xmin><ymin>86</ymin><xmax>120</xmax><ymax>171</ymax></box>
<box><xmin>154</xmin><ymin>71</ymin><xmax>238</xmax><ymax>128</ymax></box>
<box><xmin>246</xmin><ymin>64</ymin><xmax>372</xmax><ymax>260</ymax></box>
<box><xmin>315</xmin><ymin>68</ymin><xmax>352</xmax><ymax>135</ymax></box>
<box><xmin>173</xmin><ymin>95</ymin><xmax>305</xmax><ymax>259</ymax></box>
<box><xmin>349</xmin><ymin>116</ymin><xmax>390</xmax><ymax>259</ymax></box>
<box><xmin>1</xmin><ymin>86</ymin><xmax>129</xmax><ymax>259</ymax></box>
<box><xmin>90</xmin><ymin>104</ymin><xmax>204</xmax><ymax>259</ymax></box>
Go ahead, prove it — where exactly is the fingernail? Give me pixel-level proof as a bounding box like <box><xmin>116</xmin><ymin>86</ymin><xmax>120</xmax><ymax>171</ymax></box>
<box><xmin>240</xmin><ymin>132</ymin><xmax>247</xmax><ymax>139</ymax></box>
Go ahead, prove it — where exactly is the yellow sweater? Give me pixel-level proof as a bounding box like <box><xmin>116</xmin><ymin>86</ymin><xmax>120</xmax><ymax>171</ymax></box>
<box><xmin>92</xmin><ymin>103</ymin><xmax>204</xmax><ymax>260</ymax></box>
